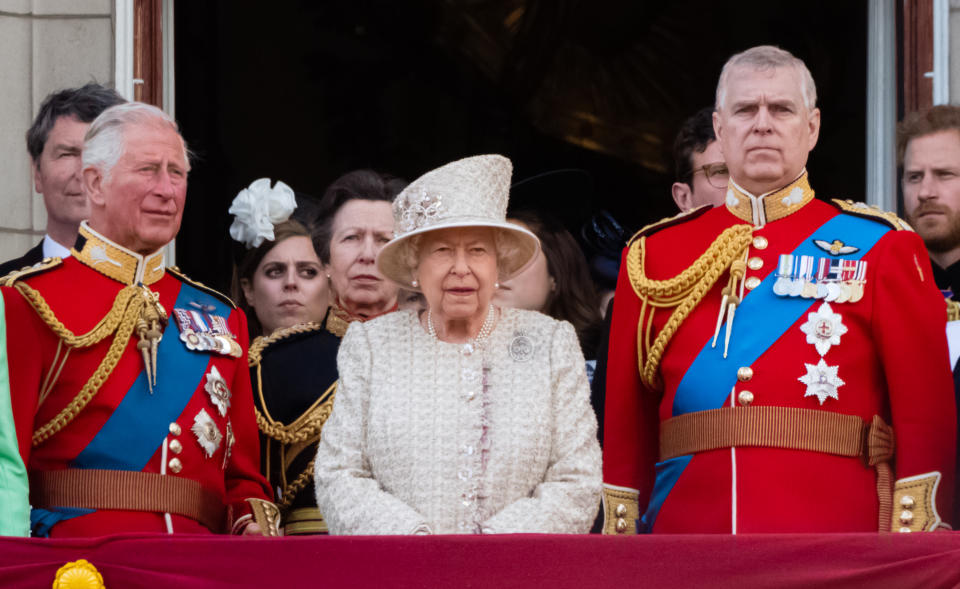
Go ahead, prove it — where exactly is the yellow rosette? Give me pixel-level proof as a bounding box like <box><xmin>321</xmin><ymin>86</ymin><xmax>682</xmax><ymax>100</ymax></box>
<box><xmin>53</xmin><ymin>559</ymin><xmax>105</xmax><ymax>589</ymax></box>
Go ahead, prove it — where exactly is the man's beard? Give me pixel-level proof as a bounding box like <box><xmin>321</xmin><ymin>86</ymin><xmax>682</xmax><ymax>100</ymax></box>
<box><xmin>908</xmin><ymin>203</ymin><xmax>960</xmax><ymax>253</ymax></box>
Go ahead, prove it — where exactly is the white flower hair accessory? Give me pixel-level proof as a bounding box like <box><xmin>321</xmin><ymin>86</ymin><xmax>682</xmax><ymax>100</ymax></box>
<box><xmin>228</xmin><ymin>178</ymin><xmax>297</xmax><ymax>248</ymax></box>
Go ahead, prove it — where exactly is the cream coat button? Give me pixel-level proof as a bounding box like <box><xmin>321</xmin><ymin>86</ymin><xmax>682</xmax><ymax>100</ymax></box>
<box><xmin>900</xmin><ymin>495</ymin><xmax>915</xmax><ymax>509</ymax></box>
<box><xmin>615</xmin><ymin>518</ymin><xmax>628</xmax><ymax>533</ymax></box>
<box><xmin>753</xmin><ymin>236</ymin><xmax>768</xmax><ymax>250</ymax></box>
<box><xmin>169</xmin><ymin>423</ymin><xmax>181</xmax><ymax>436</ymax></box>
<box><xmin>745</xmin><ymin>276</ymin><xmax>761</xmax><ymax>290</ymax></box>
<box><xmin>737</xmin><ymin>390</ymin><xmax>754</xmax><ymax>406</ymax></box>
<box><xmin>737</xmin><ymin>367</ymin><xmax>753</xmax><ymax>382</ymax></box>
<box><xmin>615</xmin><ymin>504</ymin><xmax>628</xmax><ymax>518</ymax></box>
<box><xmin>747</xmin><ymin>257</ymin><xmax>763</xmax><ymax>271</ymax></box>
<box><xmin>169</xmin><ymin>439</ymin><xmax>183</xmax><ymax>454</ymax></box>
<box><xmin>168</xmin><ymin>458</ymin><xmax>183</xmax><ymax>473</ymax></box>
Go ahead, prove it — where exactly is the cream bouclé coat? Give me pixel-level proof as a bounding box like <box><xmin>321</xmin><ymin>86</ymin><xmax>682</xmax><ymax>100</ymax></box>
<box><xmin>314</xmin><ymin>307</ymin><xmax>601</xmax><ymax>534</ymax></box>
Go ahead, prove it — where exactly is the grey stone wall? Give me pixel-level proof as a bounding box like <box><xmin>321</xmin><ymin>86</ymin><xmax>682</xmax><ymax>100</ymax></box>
<box><xmin>0</xmin><ymin>0</ymin><xmax>113</xmax><ymax>261</ymax></box>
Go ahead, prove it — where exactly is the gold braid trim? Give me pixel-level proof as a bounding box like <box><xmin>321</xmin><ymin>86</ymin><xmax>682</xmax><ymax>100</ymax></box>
<box><xmin>627</xmin><ymin>224</ymin><xmax>753</xmax><ymax>389</ymax></box>
<box><xmin>279</xmin><ymin>458</ymin><xmax>315</xmax><ymax>511</ymax></box>
<box><xmin>256</xmin><ymin>382</ymin><xmax>337</xmax><ymax>445</ymax></box>
<box><xmin>248</xmin><ymin>321</ymin><xmax>323</xmax><ymax>367</ymax></box>
<box><xmin>15</xmin><ymin>282</ymin><xmax>139</xmax><ymax>348</ymax></box>
<box><xmin>23</xmin><ymin>284</ymin><xmax>148</xmax><ymax>446</ymax></box>
<box><xmin>256</xmin><ymin>383</ymin><xmax>336</xmax><ymax>511</ymax></box>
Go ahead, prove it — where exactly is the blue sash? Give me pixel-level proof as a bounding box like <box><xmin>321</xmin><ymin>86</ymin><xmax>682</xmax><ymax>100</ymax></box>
<box><xmin>34</xmin><ymin>281</ymin><xmax>231</xmax><ymax>536</ymax></box>
<box><xmin>641</xmin><ymin>213</ymin><xmax>890</xmax><ymax>531</ymax></box>
<box><xmin>72</xmin><ymin>282</ymin><xmax>230</xmax><ymax>469</ymax></box>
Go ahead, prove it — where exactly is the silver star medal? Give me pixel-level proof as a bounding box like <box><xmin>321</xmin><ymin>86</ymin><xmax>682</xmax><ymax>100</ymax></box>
<box><xmin>192</xmin><ymin>408</ymin><xmax>223</xmax><ymax>458</ymax></box>
<box><xmin>799</xmin><ymin>302</ymin><xmax>848</xmax><ymax>355</ymax></box>
<box><xmin>204</xmin><ymin>365</ymin><xmax>232</xmax><ymax>417</ymax></box>
<box><xmin>798</xmin><ymin>359</ymin><xmax>845</xmax><ymax>405</ymax></box>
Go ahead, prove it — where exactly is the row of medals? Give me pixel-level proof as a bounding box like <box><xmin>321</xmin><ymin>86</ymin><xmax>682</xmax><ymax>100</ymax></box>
<box><xmin>772</xmin><ymin>254</ymin><xmax>866</xmax><ymax>303</ymax></box>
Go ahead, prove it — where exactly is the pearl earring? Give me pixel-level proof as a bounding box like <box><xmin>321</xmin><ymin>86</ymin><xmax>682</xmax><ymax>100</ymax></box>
<box><xmin>494</xmin><ymin>282</ymin><xmax>500</xmax><ymax>289</ymax></box>
<box><xmin>411</xmin><ymin>279</ymin><xmax>419</xmax><ymax>288</ymax></box>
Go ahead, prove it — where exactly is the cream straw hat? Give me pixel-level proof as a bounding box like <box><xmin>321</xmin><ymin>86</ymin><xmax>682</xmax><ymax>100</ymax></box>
<box><xmin>377</xmin><ymin>154</ymin><xmax>540</xmax><ymax>290</ymax></box>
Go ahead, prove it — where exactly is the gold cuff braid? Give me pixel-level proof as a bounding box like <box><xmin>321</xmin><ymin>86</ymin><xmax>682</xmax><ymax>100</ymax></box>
<box><xmin>602</xmin><ymin>486</ymin><xmax>640</xmax><ymax>535</ymax></box>
<box><xmin>626</xmin><ymin>224</ymin><xmax>753</xmax><ymax>389</ymax></box>
<box><xmin>891</xmin><ymin>472</ymin><xmax>943</xmax><ymax>533</ymax></box>
<box><xmin>246</xmin><ymin>498</ymin><xmax>282</xmax><ymax>536</ymax></box>
<box><xmin>947</xmin><ymin>300</ymin><xmax>959</xmax><ymax>323</ymax></box>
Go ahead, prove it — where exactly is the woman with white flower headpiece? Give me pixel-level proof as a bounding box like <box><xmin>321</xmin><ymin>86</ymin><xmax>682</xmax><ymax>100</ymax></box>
<box><xmin>314</xmin><ymin>155</ymin><xmax>602</xmax><ymax>535</ymax></box>
<box><xmin>229</xmin><ymin>178</ymin><xmax>336</xmax><ymax>535</ymax></box>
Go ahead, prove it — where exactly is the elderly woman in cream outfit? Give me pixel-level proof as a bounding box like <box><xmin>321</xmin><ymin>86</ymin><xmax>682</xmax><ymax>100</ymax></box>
<box><xmin>314</xmin><ymin>154</ymin><xmax>601</xmax><ymax>534</ymax></box>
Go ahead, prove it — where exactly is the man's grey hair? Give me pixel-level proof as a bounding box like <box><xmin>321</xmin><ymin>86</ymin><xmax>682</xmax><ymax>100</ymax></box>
<box><xmin>715</xmin><ymin>45</ymin><xmax>817</xmax><ymax>112</ymax></box>
<box><xmin>82</xmin><ymin>101</ymin><xmax>190</xmax><ymax>180</ymax></box>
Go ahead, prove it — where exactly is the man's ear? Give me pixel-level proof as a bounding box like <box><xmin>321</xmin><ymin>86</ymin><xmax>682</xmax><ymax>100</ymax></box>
<box><xmin>671</xmin><ymin>182</ymin><xmax>693</xmax><ymax>212</ymax></box>
<box><xmin>806</xmin><ymin>107</ymin><xmax>821</xmax><ymax>151</ymax></box>
<box><xmin>82</xmin><ymin>166</ymin><xmax>105</xmax><ymax>207</ymax></box>
<box><xmin>713</xmin><ymin>110</ymin><xmax>724</xmax><ymax>144</ymax></box>
<box><xmin>32</xmin><ymin>160</ymin><xmax>44</xmax><ymax>194</ymax></box>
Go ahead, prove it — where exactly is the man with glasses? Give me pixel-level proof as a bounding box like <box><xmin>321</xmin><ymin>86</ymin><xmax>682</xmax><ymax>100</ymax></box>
<box><xmin>671</xmin><ymin>107</ymin><xmax>729</xmax><ymax>212</ymax></box>
<box><xmin>601</xmin><ymin>45</ymin><xmax>954</xmax><ymax>535</ymax></box>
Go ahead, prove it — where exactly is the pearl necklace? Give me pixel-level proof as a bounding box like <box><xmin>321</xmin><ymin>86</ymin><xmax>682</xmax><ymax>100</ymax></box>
<box><xmin>427</xmin><ymin>304</ymin><xmax>496</xmax><ymax>346</ymax></box>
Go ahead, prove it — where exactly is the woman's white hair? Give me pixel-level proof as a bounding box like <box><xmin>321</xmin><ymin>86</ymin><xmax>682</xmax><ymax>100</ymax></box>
<box><xmin>715</xmin><ymin>45</ymin><xmax>817</xmax><ymax>112</ymax></box>
<box><xmin>82</xmin><ymin>101</ymin><xmax>190</xmax><ymax>180</ymax></box>
<box><xmin>400</xmin><ymin>227</ymin><xmax>521</xmax><ymax>279</ymax></box>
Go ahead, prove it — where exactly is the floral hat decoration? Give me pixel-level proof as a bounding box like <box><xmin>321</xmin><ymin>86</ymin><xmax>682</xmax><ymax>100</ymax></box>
<box><xmin>228</xmin><ymin>178</ymin><xmax>297</xmax><ymax>248</ymax></box>
<box><xmin>376</xmin><ymin>154</ymin><xmax>540</xmax><ymax>291</ymax></box>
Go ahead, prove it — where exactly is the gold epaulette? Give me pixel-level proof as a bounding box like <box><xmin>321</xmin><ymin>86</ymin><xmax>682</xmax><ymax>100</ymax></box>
<box><xmin>626</xmin><ymin>224</ymin><xmax>754</xmax><ymax>389</ymax></box>
<box><xmin>947</xmin><ymin>300</ymin><xmax>960</xmax><ymax>323</ymax></box>
<box><xmin>0</xmin><ymin>257</ymin><xmax>62</xmax><ymax>286</ymax></box>
<box><xmin>627</xmin><ymin>204</ymin><xmax>712</xmax><ymax>246</ymax></box>
<box><xmin>248</xmin><ymin>321</ymin><xmax>323</xmax><ymax>367</ymax></box>
<box><xmin>167</xmin><ymin>266</ymin><xmax>237</xmax><ymax>309</ymax></box>
<box><xmin>830</xmin><ymin>199</ymin><xmax>913</xmax><ymax>231</ymax></box>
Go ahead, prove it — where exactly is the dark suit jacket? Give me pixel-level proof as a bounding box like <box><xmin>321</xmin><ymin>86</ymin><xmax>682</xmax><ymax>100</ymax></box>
<box><xmin>0</xmin><ymin>240</ymin><xmax>44</xmax><ymax>277</ymax></box>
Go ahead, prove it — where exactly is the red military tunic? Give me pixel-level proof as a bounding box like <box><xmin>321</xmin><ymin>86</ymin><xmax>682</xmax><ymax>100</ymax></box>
<box><xmin>4</xmin><ymin>223</ymin><xmax>271</xmax><ymax>536</ymax></box>
<box><xmin>602</xmin><ymin>173</ymin><xmax>956</xmax><ymax>534</ymax></box>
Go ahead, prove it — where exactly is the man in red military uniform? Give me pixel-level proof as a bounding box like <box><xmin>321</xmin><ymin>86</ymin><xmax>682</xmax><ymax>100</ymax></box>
<box><xmin>1</xmin><ymin>102</ymin><xmax>275</xmax><ymax>537</ymax></box>
<box><xmin>602</xmin><ymin>45</ymin><xmax>956</xmax><ymax>534</ymax></box>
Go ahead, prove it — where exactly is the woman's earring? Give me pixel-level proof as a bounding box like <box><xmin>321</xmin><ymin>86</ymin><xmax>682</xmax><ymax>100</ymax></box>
<box><xmin>411</xmin><ymin>279</ymin><xmax>419</xmax><ymax>288</ymax></box>
<box><xmin>494</xmin><ymin>282</ymin><xmax>500</xmax><ymax>289</ymax></box>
